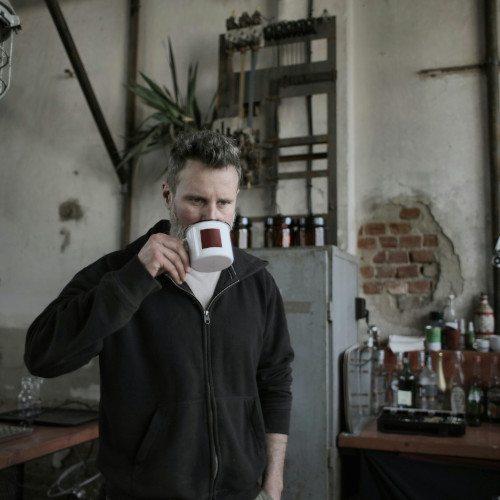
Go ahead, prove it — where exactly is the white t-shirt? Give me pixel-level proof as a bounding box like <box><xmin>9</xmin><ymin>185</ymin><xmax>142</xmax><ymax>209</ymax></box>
<box><xmin>185</xmin><ymin>269</ymin><xmax>221</xmax><ymax>309</ymax></box>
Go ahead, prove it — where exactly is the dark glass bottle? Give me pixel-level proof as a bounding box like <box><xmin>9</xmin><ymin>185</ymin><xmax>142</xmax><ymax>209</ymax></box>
<box><xmin>486</xmin><ymin>356</ymin><xmax>500</xmax><ymax>422</ymax></box>
<box><xmin>466</xmin><ymin>355</ymin><xmax>483</xmax><ymax>427</ymax></box>
<box><xmin>231</xmin><ymin>214</ymin><xmax>252</xmax><ymax>249</ymax></box>
<box><xmin>264</xmin><ymin>214</ymin><xmax>292</xmax><ymax>248</ymax></box>
<box><xmin>397</xmin><ymin>355</ymin><xmax>416</xmax><ymax>408</ymax></box>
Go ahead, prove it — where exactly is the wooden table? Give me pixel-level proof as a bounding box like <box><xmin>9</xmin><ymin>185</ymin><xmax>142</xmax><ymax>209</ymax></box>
<box><xmin>0</xmin><ymin>420</ymin><xmax>99</xmax><ymax>470</ymax></box>
<box><xmin>338</xmin><ymin>419</ymin><xmax>500</xmax><ymax>461</ymax></box>
<box><xmin>338</xmin><ymin>420</ymin><xmax>500</xmax><ymax>499</ymax></box>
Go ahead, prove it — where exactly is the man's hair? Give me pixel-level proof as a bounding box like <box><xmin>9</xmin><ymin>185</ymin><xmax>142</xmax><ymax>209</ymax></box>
<box><xmin>166</xmin><ymin>130</ymin><xmax>242</xmax><ymax>194</ymax></box>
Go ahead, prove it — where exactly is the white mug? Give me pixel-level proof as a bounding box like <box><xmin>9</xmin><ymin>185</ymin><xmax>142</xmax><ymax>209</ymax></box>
<box><xmin>184</xmin><ymin>220</ymin><xmax>234</xmax><ymax>273</ymax></box>
<box><xmin>489</xmin><ymin>335</ymin><xmax>500</xmax><ymax>352</ymax></box>
<box><xmin>473</xmin><ymin>338</ymin><xmax>490</xmax><ymax>352</ymax></box>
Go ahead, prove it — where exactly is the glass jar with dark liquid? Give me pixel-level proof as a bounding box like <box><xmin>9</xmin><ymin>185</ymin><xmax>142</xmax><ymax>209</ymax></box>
<box><xmin>264</xmin><ymin>215</ymin><xmax>293</xmax><ymax>248</ymax></box>
<box><xmin>231</xmin><ymin>215</ymin><xmax>252</xmax><ymax>249</ymax></box>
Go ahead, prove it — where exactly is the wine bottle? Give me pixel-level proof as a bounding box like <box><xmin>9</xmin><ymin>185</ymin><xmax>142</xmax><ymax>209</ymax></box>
<box><xmin>486</xmin><ymin>356</ymin><xmax>500</xmax><ymax>422</ymax></box>
<box><xmin>449</xmin><ymin>351</ymin><xmax>466</xmax><ymax>414</ymax></box>
<box><xmin>397</xmin><ymin>355</ymin><xmax>416</xmax><ymax>408</ymax></box>
<box><xmin>436</xmin><ymin>352</ymin><xmax>447</xmax><ymax>410</ymax></box>
<box><xmin>417</xmin><ymin>352</ymin><xmax>438</xmax><ymax>410</ymax></box>
<box><xmin>466</xmin><ymin>355</ymin><xmax>483</xmax><ymax>427</ymax></box>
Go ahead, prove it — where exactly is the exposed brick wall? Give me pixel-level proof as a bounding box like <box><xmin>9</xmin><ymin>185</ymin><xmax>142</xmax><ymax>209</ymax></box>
<box><xmin>358</xmin><ymin>206</ymin><xmax>440</xmax><ymax>311</ymax></box>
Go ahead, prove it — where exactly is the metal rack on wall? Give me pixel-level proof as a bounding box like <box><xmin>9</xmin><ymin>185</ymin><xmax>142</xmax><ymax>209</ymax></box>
<box><xmin>216</xmin><ymin>15</ymin><xmax>338</xmax><ymax>244</ymax></box>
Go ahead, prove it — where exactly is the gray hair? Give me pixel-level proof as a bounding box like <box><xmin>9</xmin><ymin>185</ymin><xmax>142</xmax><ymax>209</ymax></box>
<box><xmin>166</xmin><ymin>130</ymin><xmax>242</xmax><ymax>194</ymax></box>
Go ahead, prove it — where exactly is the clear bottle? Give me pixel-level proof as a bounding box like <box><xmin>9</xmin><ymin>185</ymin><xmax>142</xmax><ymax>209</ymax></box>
<box><xmin>443</xmin><ymin>294</ymin><xmax>458</xmax><ymax>329</ymax></box>
<box><xmin>414</xmin><ymin>351</ymin><xmax>425</xmax><ymax>378</ymax></box>
<box><xmin>486</xmin><ymin>356</ymin><xmax>500</xmax><ymax>422</ymax></box>
<box><xmin>371</xmin><ymin>350</ymin><xmax>389</xmax><ymax>415</ymax></box>
<box><xmin>397</xmin><ymin>355</ymin><xmax>416</xmax><ymax>408</ymax></box>
<box><xmin>389</xmin><ymin>352</ymin><xmax>404</xmax><ymax>406</ymax></box>
<box><xmin>436</xmin><ymin>352</ymin><xmax>447</xmax><ymax>410</ymax></box>
<box><xmin>449</xmin><ymin>351</ymin><xmax>466</xmax><ymax>414</ymax></box>
<box><xmin>466</xmin><ymin>355</ymin><xmax>483</xmax><ymax>427</ymax></box>
<box><xmin>359</xmin><ymin>335</ymin><xmax>375</xmax><ymax>417</ymax></box>
<box><xmin>417</xmin><ymin>352</ymin><xmax>438</xmax><ymax>410</ymax></box>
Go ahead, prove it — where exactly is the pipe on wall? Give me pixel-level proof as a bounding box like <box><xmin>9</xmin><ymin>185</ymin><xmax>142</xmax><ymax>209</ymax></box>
<box><xmin>484</xmin><ymin>0</ymin><xmax>500</xmax><ymax>334</ymax></box>
<box><xmin>45</xmin><ymin>0</ymin><xmax>140</xmax><ymax>247</ymax></box>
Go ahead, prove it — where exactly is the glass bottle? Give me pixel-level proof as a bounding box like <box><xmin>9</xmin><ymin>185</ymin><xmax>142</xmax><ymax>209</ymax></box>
<box><xmin>486</xmin><ymin>356</ymin><xmax>500</xmax><ymax>422</ymax></box>
<box><xmin>466</xmin><ymin>355</ymin><xmax>483</xmax><ymax>427</ymax></box>
<box><xmin>474</xmin><ymin>293</ymin><xmax>495</xmax><ymax>337</ymax></box>
<box><xmin>436</xmin><ymin>352</ymin><xmax>447</xmax><ymax>410</ymax></box>
<box><xmin>443</xmin><ymin>294</ymin><xmax>458</xmax><ymax>329</ymax></box>
<box><xmin>397</xmin><ymin>355</ymin><xmax>416</xmax><ymax>408</ymax></box>
<box><xmin>389</xmin><ymin>352</ymin><xmax>404</xmax><ymax>406</ymax></box>
<box><xmin>359</xmin><ymin>335</ymin><xmax>374</xmax><ymax>418</ymax></box>
<box><xmin>414</xmin><ymin>351</ymin><xmax>425</xmax><ymax>378</ymax></box>
<box><xmin>466</xmin><ymin>321</ymin><xmax>475</xmax><ymax>351</ymax></box>
<box><xmin>417</xmin><ymin>352</ymin><xmax>438</xmax><ymax>410</ymax></box>
<box><xmin>449</xmin><ymin>352</ymin><xmax>466</xmax><ymax>414</ymax></box>
<box><xmin>371</xmin><ymin>350</ymin><xmax>389</xmax><ymax>415</ymax></box>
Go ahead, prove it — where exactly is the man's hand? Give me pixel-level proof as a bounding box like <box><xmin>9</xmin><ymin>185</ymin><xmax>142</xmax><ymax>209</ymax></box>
<box><xmin>137</xmin><ymin>233</ymin><xmax>190</xmax><ymax>284</ymax></box>
<box><xmin>262</xmin><ymin>433</ymin><xmax>288</xmax><ymax>500</ymax></box>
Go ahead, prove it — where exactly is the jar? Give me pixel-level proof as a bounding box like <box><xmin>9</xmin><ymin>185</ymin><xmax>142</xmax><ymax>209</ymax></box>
<box><xmin>298</xmin><ymin>215</ymin><xmax>325</xmax><ymax>246</ymax></box>
<box><xmin>264</xmin><ymin>214</ymin><xmax>293</xmax><ymax>248</ymax></box>
<box><xmin>231</xmin><ymin>215</ymin><xmax>252</xmax><ymax>249</ymax></box>
<box><xmin>474</xmin><ymin>293</ymin><xmax>495</xmax><ymax>337</ymax></box>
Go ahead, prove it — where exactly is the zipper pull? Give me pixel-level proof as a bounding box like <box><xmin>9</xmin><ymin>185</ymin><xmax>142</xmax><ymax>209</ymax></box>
<box><xmin>204</xmin><ymin>310</ymin><xmax>211</xmax><ymax>325</ymax></box>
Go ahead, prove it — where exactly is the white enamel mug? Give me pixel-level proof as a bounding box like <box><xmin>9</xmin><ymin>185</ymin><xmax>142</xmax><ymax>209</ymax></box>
<box><xmin>184</xmin><ymin>220</ymin><xmax>234</xmax><ymax>273</ymax></box>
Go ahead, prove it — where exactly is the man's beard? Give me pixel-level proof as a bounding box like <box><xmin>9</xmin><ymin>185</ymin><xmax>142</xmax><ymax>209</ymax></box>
<box><xmin>169</xmin><ymin>203</ymin><xmax>189</xmax><ymax>240</ymax></box>
<box><xmin>169</xmin><ymin>203</ymin><xmax>236</xmax><ymax>240</ymax></box>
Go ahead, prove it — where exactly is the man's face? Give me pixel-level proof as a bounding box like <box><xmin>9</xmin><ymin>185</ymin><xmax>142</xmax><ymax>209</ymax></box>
<box><xmin>163</xmin><ymin>159</ymin><xmax>240</xmax><ymax>239</ymax></box>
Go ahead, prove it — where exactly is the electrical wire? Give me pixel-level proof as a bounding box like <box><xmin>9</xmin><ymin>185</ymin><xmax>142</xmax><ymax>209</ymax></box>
<box><xmin>238</xmin><ymin>49</ymin><xmax>246</xmax><ymax>120</ymax></box>
<box><xmin>247</xmin><ymin>49</ymin><xmax>258</xmax><ymax>128</ymax></box>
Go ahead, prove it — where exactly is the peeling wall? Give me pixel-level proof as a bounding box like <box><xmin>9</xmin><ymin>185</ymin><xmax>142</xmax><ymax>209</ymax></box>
<box><xmin>0</xmin><ymin>0</ymin><xmax>494</xmax><ymax>403</ymax></box>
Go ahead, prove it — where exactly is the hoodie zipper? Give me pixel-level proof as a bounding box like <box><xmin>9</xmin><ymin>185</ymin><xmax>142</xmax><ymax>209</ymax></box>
<box><xmin>167</xmin><ymin>273</ymin><xmax>240</xmax><ymax>499</ymax></box>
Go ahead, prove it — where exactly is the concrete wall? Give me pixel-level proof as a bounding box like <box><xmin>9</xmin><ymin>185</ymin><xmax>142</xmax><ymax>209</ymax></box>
<box><xmin>0</xmin><ymin>0</ymin><xmax>493</xmax><ymax>403</ymax></box>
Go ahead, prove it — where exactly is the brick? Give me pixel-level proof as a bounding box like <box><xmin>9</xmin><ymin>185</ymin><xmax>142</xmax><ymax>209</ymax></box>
<box><xmin>389</xmin><ymin>222</ymin><xmax>411</xmax><ymax>235</ymax></box>
<box><xmin>379</xmin><ymin>236</ymin><xmax>397</xmax><ymax>248</ymax></box>
<box><xmin>388</xmin><ymin>251</ymin><xmax>409</xmax><ymax>264</ymax></box>
<box><xmin>410</xmin><ymin>249</ymin><xmax>435</xmax><ymax>263</ymax></box>
<box><xmin>397</xmin><ymin>265</ymin><xmax>420</xmax><ymax>278</ymax></box>
<box><xmin>360</xmin><ymin>266</ymin><xmax>374</xmax><ymax>279</ymax></box>
<box><xmin>364</xmin><ymin>223</ymin><xmax>386</xmax><ymax>236</ymax></box>
<box><xmin>386</xmin><ymin>281</ymin><xmax>408</xmax><ymax>295</ymax></box>
<box><xmin>424</xmin><ymin>234</ymin><xmax>438</xmax><ymax>247</ymax></box>
<box><xmin>408</xmin><ymin>280</ymin><xmax>432</xmax><ymax>294</ymax></box>
<box><xmin>358</xmin><ymin>226</ymin><xmax>364</xmax><ymax>236</ymax></box>
<box><xmin>373</xmin><ymin>251</ymin><xmax>387</xmax><ymax>264</ymax></box>
<box><xmin>363</xmin><ymin>282</ymin><xmax>383</xmax><ymax>294</ymax></box>
<box><xmin>400</xmin><ymin>207</ymin><xmax>421</xmax><ymax>220</ymax></box>
<box><xmin>358</xmin><ymin>237</ymin><xmax>377</xmax><ymax>250</ymax></box>
<box><xmin>376</xmin><ymin>266</ymin><xmax>398</xmax><ymax>279</ymax></box>
<box><xmin>399</xmin><ymin>235</ymin><xmax>422</xmax><ymax>248</ymax></box>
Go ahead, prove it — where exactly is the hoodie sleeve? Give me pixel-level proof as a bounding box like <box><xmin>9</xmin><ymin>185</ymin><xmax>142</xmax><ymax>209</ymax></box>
<box><xmin>256</xmin><ymin>270</ymin><xmax>294</xmax><ymax>435</ymax></box>
<box><xmin>24</xmin><ymin>254</ymin><xmax>161</xmax><ymax>378</ymax></box>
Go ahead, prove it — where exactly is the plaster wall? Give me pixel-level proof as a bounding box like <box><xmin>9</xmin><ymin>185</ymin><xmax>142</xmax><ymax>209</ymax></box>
<box><xmin>352</xmin><ymin>0</ymin><xmax>492</xmax><ymax>337</ymax></box>
<box><xmin>0</xmin><ymin>0</ymin><xmax>492</xmax><ymax>403</ymax></box>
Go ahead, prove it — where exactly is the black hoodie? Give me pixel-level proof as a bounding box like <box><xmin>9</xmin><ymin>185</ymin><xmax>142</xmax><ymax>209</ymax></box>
<box><xmin>25</xmin><ymin>220</ymin><xmax>294</xmax><ymax>500</ymax></box>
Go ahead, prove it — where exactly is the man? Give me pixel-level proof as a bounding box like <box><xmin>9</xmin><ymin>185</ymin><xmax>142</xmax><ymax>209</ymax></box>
<box><xmin>25</xmin><ymin>130</ymin><xmax>294</xmax><ymax>500</ymax></box>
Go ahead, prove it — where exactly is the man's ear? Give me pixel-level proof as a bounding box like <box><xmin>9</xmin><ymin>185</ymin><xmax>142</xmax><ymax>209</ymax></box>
<box><xmin>162</xmin><ymin>182</ymin><xmax>173</xmax><ymax>209</ymax></box>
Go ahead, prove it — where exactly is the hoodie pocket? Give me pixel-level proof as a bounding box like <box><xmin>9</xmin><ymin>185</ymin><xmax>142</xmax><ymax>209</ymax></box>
<box><xmin>216</xmin><ymin>396</ymin><xmax>267</xmax><ymax>491</ymax></box>
<box><xmin>132</xmin><ymin>400</ymin><xmax>211</xmax><ymax>498</ymax></box>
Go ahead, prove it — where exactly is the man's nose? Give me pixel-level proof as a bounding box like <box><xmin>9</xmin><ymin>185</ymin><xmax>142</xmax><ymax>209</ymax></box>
<box><xmin>202</xmin><ymin>203</ymin><xmax>218</xmax><ymax>221</ymax></box>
